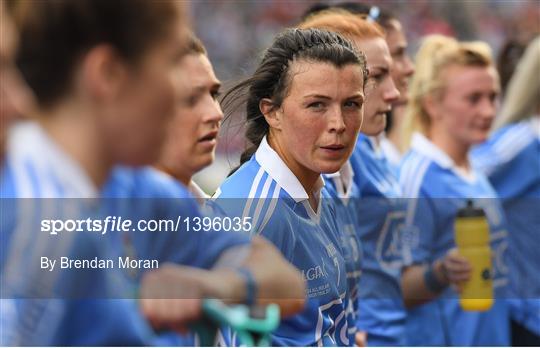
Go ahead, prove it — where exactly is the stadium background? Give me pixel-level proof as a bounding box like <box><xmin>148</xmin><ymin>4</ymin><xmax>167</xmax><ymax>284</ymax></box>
<box><xmin>188</xmin><ymin>0</ymin><xmax>539</xmax><ymax>193</ymax></box>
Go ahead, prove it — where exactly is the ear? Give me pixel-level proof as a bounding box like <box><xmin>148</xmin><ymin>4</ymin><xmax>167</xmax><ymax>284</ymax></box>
<box><xmin>259</xmin><ymin>98</ymin><xmax>282</xmax><ymax>130</ymax></box>
<box><xmin>422</xmin><ymin>93</ymin><xmax>442</xmax><ymax>121</ymax></box>
<box><xmin>79</xmin><ymin>45</ymin><xmax>128</xmax><ymax>103</ymax></box>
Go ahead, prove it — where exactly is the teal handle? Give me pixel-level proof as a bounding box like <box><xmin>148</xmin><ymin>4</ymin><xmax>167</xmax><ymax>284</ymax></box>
<box><xmin>192</xmin><ymin>299</ymin><xmax>280</xmax><ymax>346</ymax></box>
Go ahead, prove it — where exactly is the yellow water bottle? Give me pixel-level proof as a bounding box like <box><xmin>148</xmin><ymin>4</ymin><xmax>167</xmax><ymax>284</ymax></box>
<box><xmin>454</xmin><ymin>200</ymin><xmax>493</xmax><ymax>311</ymax></box>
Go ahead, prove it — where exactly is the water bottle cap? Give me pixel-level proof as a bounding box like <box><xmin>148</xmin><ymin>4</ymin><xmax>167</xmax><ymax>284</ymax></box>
<box><xmin>456</xmin><ymin>199</ymin><xmax>486</xmax><ymax>218</ymax></box>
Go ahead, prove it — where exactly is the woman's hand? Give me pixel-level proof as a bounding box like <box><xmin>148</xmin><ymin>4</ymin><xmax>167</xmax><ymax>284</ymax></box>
<box><xmin>139</xmin><ymin>264</ymin><xmax>207</xmax><ymax>333</ymax></box>
<box><xmin>438</xmin><ymin>248</ymin><xmax>473</xmax><ymax>293</ymax></box>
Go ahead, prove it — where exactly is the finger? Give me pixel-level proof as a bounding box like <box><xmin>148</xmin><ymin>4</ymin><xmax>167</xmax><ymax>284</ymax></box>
<box><xmin>445</xmin><ymin>260</ymin><xmax>472</xmax><ymax>273</ymax></box>
<box><xmin>446</xmin><ymin>249</ymin><xmax>471</xmax><ymax>264</ymax></box>
<box><xmin>448</xmin><ymin>273</ymin><xmax>472</xmax><ymax>284</ymax></box>
<box><xmin>355</xmin><ymin>331</ymin><xmax>367</xmax><ymax>347</ymax></box>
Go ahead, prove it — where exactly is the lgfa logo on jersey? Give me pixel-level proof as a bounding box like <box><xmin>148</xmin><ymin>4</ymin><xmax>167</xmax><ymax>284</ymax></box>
<box><xmin>301</xmin><ymin>242</ymin><xmax>340</xmax><ymax>282</ymax></box>
<box><xmin>302</xmin><ymin>264</ymin><xmax>329</xmax><ymax>281</ymax></box>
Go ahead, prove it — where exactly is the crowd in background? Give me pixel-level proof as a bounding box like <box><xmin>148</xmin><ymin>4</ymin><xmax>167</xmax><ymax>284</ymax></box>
<box><xmin>191</xmin><ymin>0</ymin><xmax>539</xmax><ymax>192</ymax></box>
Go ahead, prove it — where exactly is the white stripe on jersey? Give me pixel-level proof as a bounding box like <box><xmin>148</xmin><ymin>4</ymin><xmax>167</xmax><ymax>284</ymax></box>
<box><xmin>400</xmin><ymin>154</ymin><xmax>430</xmax><ymax>198</ymax></box>
<box><xmin>250</xmin><ymin>174</ymin><xmax>273</xmax><ymax>235</ymax></box>
<box><xmin>493</xmin><ymin>123</ymin><xmax>531</xmax><ymax>155</ymax></box>
<box><xmin>475</xmin><ymin>123</ymin><xmax>534</xmax><ymax>174</ymax></box>
<box><xmin>211</xmin><ymin>187</ymin><xmax>222</xmax><ymax>199</ymax></box>
<box><xmin>257</xmin><ymin>183</ymin><xmax>281</xmax><ymax>234</ymax></box>
<box><xmin>399</xmin><ymin>154</ymin><xmax>421</xmax><ymax>196</ymax></box>
<box><xmin>241</xmin><ymin>166</ymin><xmax>265</xmax><ymax>221</ymax></box>
<box><xmin>492</xmin><ymin>127</ymin><xmax>534</xmax><ymax>166</ymax></box>
<box><xmin>335</xmin><ymin>308</ymin><xmax>348</xmax><ymax>345</ymax></box>
<box><xmin>315</xmin><ymin>293</ymin><xmax>346</xmax><ymax>347</ymax></box>
<box><xmin>408</xmin><ymin>158</ymin><xmax>430</xmax><ymax>198</ymax></box>
<box><xmin>401</xmin><ymin>155</ymin><xmax>431</xmax><ymax>228</ymax></box>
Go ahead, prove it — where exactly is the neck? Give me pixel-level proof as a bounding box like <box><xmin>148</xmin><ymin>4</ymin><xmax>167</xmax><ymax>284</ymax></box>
<box><xmin>428</xmin><ymin>126</ymin><xmax>470</xmax><ymax>169</ymax></box>
<box><xmin>387</xmin><ymin>104</ymin><xmax>406</xmax><ymax>152</ymax></box>
<box><xmin>267</xmin><ymin>134</ymin><xmax>320</xmax><ymax>202</ymax></box>
<box><xmin>156</xmin><ymin>164</ymin><xmax>192</xmax><ymax>187</ymax></box>
<box><xmin>36</xmin><ymin>101</ymin><xmax>112</xmax><ymax>188</ymax></box>
<box><xmin>369</xmin><ymin>134</ymin><xmax>381</xmax><ymax>150</ymax></box>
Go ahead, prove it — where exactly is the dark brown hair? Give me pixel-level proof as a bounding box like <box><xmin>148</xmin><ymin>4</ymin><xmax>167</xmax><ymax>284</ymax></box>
<box><xmin>14</xmin><ymin>0</ymin><xmax>184</xmax><ymax>108</ymax></box>
<box><xmin>221</xmin><ymin>28</ymin><xmax>367</xmax><ymax>168</ymax></box>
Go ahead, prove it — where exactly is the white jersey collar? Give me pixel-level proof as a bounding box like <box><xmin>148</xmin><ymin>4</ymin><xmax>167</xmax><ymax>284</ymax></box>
<box><xmin>325</xmin><ymin>160</ymin><xmax>354</xmax><ymax>200</ymax></box>
<box><xmin>529</xmin><ymin>115</ymin><xmax>540</xmax><ymax>138</ymax></box>
<box><xmin>188</xmin><ymin>180</ymin><xmax>209</xmax><ymax>204</ymax></box>
<box><xmin>411</xmin><ymin>132</ymin><xmax>476</xmax><ymax>183</ymax></box>
<box><xmin>255</xmin><ymin>136</ymin><xmax>324</xmax><ymax>203</ymax></box>
<box><xmin>379</xmin><ymin>134</ymin><xmax>402</xmax><ymax>166</ymax></box>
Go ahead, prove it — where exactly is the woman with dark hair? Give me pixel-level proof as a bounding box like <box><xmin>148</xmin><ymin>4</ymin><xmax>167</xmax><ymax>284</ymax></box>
<box><xmin>299</xmin><ymin>10</ymin><xmax>407</xmax><ymax>346</ymax></box>
<box><xmin>302</xmin><ymin>2</ymin><xmax>415</xmax><ymax>168</ymax></box>
<box><xmin>214</xmin><ymin>28</ymin><xmax>367</xmax><ymax>346</ymax></box>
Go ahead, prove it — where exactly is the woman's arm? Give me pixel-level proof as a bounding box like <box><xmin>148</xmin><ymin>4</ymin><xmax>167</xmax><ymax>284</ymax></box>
<box><xmin>401</xmin><ymin>248</ymin><xmax>472</xmax><ymax>308</ymax></box>
<box><xmin>139</xmin><ymin>236</ymin><xmax>305</xmax><ymax>331</ymax></box>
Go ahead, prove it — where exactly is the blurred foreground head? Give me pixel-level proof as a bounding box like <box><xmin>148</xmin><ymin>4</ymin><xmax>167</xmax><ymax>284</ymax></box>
<box><xmin>13</xmin><ymin>0</ymin><xmax>189</xmax><ymax>166</ymax></box>
<box><xmin>0</xmin><ymin>1</ymin><xmax>33</xmax><ymax>162</ymax></box>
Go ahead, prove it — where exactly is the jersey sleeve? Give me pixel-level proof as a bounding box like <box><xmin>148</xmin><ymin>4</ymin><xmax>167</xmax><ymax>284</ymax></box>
<box><xmin>106</xmin><ymin>167</ymin><xmax>251</xmax><ymax>270</ymax></box>
<box><xmin>213</xmin><ymin>194</ymin><xmax>296</xmax><ymax>261</ymax></box>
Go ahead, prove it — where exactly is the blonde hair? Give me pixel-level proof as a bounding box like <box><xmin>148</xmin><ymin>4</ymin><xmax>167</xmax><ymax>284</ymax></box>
<box><xmin>494</xmin><ymin>36</ymin><xmax>540</xmax><ymax>129</ymax></box>
<box><xmin>402</xmin><ymin>35</ymin><xmax>494</xmax><ymax>150</ymax></box>
<box><xmin>298</xmin><ymin>9</ymin><xmax>385</xmax><ymax>46</ymax></box>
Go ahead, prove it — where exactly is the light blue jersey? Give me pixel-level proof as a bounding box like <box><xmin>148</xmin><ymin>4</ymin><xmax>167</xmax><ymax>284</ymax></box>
<box><xmin>1</xmin><ymin>122</ymin><xmax>250</xmax><ymax>346</ymax></box>
<box><xmin>214</xmin><ymin>136</ymin><xmax>349</xmax><ymax>346</ymax></box>
<box><xmin>103</xmin><ymin>167</ymin><xmax>251</xmax><ymax>347</ymax></box>
<box><xmin>399</xmin><ymin>132</ymin><xmax>510</xmax><ymax>346</ymax></box>
<box><xmin>1</xmin><ymin>122</ymin><xmax>152</xmax><ymax>346</ymax></box>
<box><xmin>349</xmin><ymin>134</ymin><xmax>407</xmax><ymax>346</ymax></box>
<box><xmin>472</xmin><ymin>117</ymin><xmax>540</xmax><ymax>335</ymax></box>
<box><xmin>324</xmin><ymin>161</ymin><xmax>363</xmax><ymax>345</ymax></box>
<box><xmin>103</xmin><ymin>166</ymin><xmax>250</xmax><ymax>272</ymax></box>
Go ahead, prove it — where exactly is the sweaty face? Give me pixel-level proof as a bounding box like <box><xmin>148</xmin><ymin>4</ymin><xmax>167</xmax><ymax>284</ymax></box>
<box><xmin>385</xmin><ymin>20</ymin><xmax>414</xmax><ymax>105</ymax></box>
<box><xmin>269</xmin><ymin>60</ymin><xmax>365</xmax><ymax>183</ymax></box>
<box><xmin>354</xmin><ymin>37</ymin><xmax>400</xmax><ymax>136</ymax></box>
<box><xmin>160</xmin><ymin>53</ymin><xmax>223</xmax><ymax>182</ymax></box>
<box><xmin>434</xmin><ymin>65</ymin><xmax>499</xmax><ymax>147</ymax></box>
<box><xmin>101</xmin><ymin>17</ymin><xmax>188</xmax><ymax>166</ymax></box>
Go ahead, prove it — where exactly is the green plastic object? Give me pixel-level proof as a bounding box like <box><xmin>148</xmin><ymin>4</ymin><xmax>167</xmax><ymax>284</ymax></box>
<box><xmin>191</xmin><ymin>299</ymin><xmax>280</xmax><ymax>346</ymax></box>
